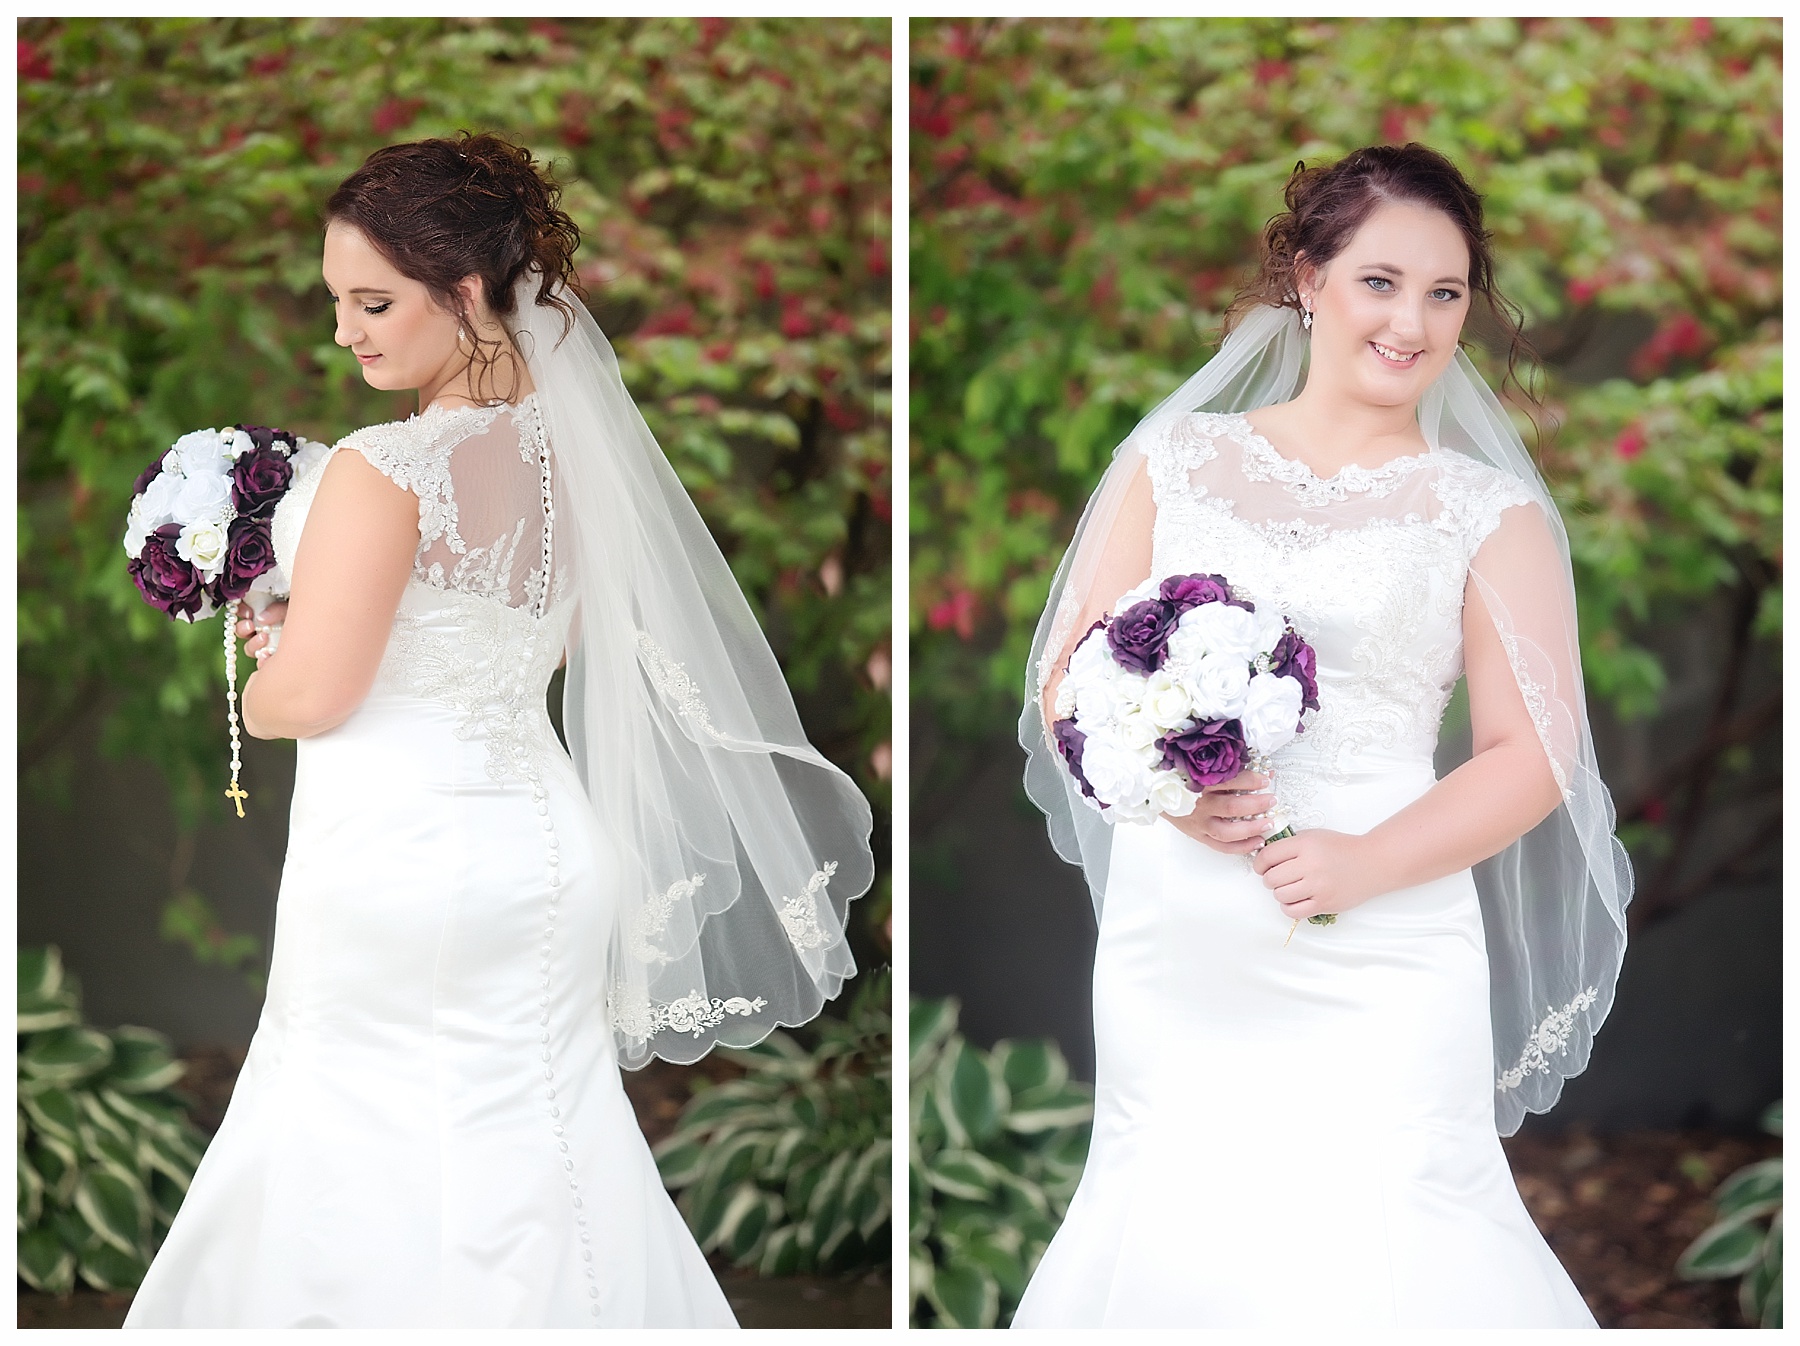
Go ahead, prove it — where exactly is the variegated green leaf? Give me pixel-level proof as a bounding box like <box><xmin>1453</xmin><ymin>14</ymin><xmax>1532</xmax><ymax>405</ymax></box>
<box><xmin>77</xmin><ymin>1240</ymin><xmax>149</xmax><ymax>1293</ymax></box>
<box><xmin>21</xmin><ymin>1086</ymin><xmax>83</xmax><ymax>1145</ymax></box>
<box><xmin>926</xmin><ymin>1259</ymin><xmax>1000</xmax><ymax>1329</ymax></box>
<box><xmin>29</xmin><ymin>1134</ymin><xmax>82</xmax><ymax>1207</ymax></box>
<box><xmin>19</xmin><ymin>1149</ymin><xmax>45</xmax><ymax>1230</ymax></box>
<box><xmin>17</xmin><ymin>1225</ymin><xmax>77</xmax><ymax>1296</ymax></box>
<box><xmin>927</xmin><ymin>1148</ymin><xmax>1002</xmax><ymax>1202</ymax></box>
<box><xmin>1714</xmin><ymin>1157</ymin><xmax>1781</xmax><ymax>1220</ymax></box>
<box><xmin>910</xmin><ymin>996</ymin><xmax>960</xmax><ymax>1077</ymax></box>
<box><xmin>18</xmin><ymin>946</ymin><xmax>64</xmax><ymax>1003</ymax></box>
<box><xmin>73</xmin><ymin>1168</ymin><xmax>150</xmax><ymax>1258</ymax></box>
<box><xmin>104</xmin><ymin>1027</ymin><xmax>186</xmax><ymax>1094</ymax></box>
<box><xmin>1678</xmin><ymin>1207</ymin><xmax>1769</xmax><ymax>1279</ymax></box>
<box><xmin>20</xmin><ymin>1026</ymin><xmax>114</xmax><ymax>1086</ymax></box>
<box><xmin>714</xmin><ymin>1182</ymin><xmax>779</xmax><ymax>1263</ymax></box>
<box><xmin>758</xmin><ymin>1222</ymin><xmax>803</xmax><ymax>1276</ymax></box>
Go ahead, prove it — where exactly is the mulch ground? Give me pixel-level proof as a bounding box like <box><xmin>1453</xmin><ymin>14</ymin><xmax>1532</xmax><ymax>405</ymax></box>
<box><xmin>1501</xmin><ymin>1125</ymin><xmax>1781</xmax><ymax>1329</ymax></box>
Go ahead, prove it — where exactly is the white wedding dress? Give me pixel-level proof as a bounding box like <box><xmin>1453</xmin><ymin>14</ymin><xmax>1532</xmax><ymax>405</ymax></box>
<box><xmin>1013</xmin><ymin>412</ymin><xmax>1595</xmax><ymax>1328</ymax></box>
<box><xmin>125</xmin><ymin>397</ymin><xmax>735</xmax><ymax>1327</ymax></box>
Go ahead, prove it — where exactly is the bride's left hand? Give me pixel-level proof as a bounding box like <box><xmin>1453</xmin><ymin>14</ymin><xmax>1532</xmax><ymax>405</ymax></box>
<box><xmin>1249</xmin><ymin>830</ymin><xmax>1380</xmax><ymax>921</ymax></box>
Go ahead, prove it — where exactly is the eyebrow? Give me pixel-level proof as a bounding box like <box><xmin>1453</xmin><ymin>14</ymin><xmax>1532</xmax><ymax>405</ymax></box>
<box><xmin>323</xmin><ymin>284</ymin><xmax>396</xmax><ymax>296</ymax></box>
<box><xmin>1360</xmin><ymin>262</ymin><xmax>1468</xmax><ymax>286</ymax></box>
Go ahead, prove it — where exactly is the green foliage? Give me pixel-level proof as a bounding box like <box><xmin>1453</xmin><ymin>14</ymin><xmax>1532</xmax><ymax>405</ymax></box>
<box><xmin>20</xmin><ymin>17</ymin><xmax>891</xmax><ymax>827</ymax></box>
<box><xmin>158</xmin><ymin>890</ymin><xmax>265</xmax><ymax>992</ymax></box>
<box><xmin>911</xmin><ymin>17</ymin><xmax>1780</xmax><ymax>780</ymax></box>
<box><xmin>17</xmin><ymin>947</ymin><xmax>212</xmax><ymax>1296</ymax></box>
<box><xmin>655</xmin><ymin>970</ymin><xmax>891</xmax><ymax>1277</ymax></box>
<box><xmin>1677</xmin><ymin>1100</ymin><xmax>1782</xmax><ymax>1328</ymax></box>
<box><xmin>909</xmin><ymin>996</ymin><xmax>1093</xmax><ymax>1328</ymax></box>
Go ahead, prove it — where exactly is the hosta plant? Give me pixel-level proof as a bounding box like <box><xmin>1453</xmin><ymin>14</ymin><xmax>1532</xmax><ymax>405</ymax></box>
<box><xmin>17</xmin><ymin>946</ymin><xmax>210</xmax><ymax>1296</ymax></box>
<box><xmin>1677</xmin><ymin>1099</ymin><xmax>1782</xmax><ymax>1328</ymax></box>
<box><xmin>654</xmin><ymin>969</ymin><xmax>890</xmax><ymax>1277</ymax></box>
<box><xmin>909</xmin><ymin>996</ymin><xmax>1094</xmax><ymax>1328</ymax></box>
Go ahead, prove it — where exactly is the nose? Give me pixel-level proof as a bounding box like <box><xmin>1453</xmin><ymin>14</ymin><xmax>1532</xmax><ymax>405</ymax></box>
<box><xmin>1389</xmin><ymin>294</ymin><xmax>1425</xmax><ymax>343</ymax></box>
<box><xmin>334</xmin><ymin>306</ymin><xmax>360</xmax><ymax>349</ymax></box>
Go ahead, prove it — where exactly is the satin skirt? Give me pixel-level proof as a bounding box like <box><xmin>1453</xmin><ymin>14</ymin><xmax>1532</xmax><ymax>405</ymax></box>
<box><xmin>1013</xmin><ymin>761</ymin><xmax>1595</xmax><ymax>1329</ymax></box>
<box><xmin>125</xmin><ymin>693</ymin><xmax>735</xmax><ymax>1327</ymax></box>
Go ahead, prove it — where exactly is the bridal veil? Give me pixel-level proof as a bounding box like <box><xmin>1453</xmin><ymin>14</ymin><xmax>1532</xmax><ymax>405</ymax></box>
<box><xmin>508</xmin><ymin>273</ymin><xmax>874</xmax><ymax>1068</ymax></box>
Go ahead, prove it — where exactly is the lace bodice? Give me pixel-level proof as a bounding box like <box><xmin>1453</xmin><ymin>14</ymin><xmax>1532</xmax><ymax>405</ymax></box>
<box><xmin>1139</xmin><ymin>411</ymin><xmax>1535</xmax><ymax>827</ymax></box>
<box><xmin>272</xmin><ymin>395</ymin><xmax>573</xmax><ymax>781</ymax></box>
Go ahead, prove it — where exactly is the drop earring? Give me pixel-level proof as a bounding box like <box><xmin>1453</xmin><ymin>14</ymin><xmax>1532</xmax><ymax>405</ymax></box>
<box><xmin>1300</xmin><ymin>303</ymin><xmax>1313</xmax><ymax>332</ymax></box>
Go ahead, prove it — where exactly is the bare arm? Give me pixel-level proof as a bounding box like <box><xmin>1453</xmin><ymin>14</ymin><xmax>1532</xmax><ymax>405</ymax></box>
<box><xmin>1253</xmin><ymin>503</ymin><xmax>1565</xmax><ymax>916</ymax></box>
<box><xmin>241</xmin><ymin>449</ymin><xmax>418</xmax><ymax>740</ymax></box>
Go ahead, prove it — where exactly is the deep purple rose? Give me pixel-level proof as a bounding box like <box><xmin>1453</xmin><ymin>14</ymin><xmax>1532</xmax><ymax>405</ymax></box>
<box><xmin>127</xmin><ymin>523</ymin><xmax>207</xmax><ymax>620</ymax></box>
<box><xmin>131</xmin><ymin>454</ymin><xmax>166</xmax><ymax>497</ymax></box>
<box><xmin>1106</xmin><ymin>599</ymin><xmax>1179</xmax><ymax>675</ymax></box>
<box><xmin>231</xmin><ymin>445</ymin><xmax>293</xmax><ymax>518</ymax></box>
<box><xmin>1052</xmin><ymin>718</ymin><xmax>1096</xmax><ymax>801</ymax></box>
<box><xmin>211</xmin><ymin>516</ymin><xmax>275</xmax><ymax>605</ymax></box>
<box><xmin>234</xmin><ymin>423</ymin><xmax>295</xmax><ymax>456</ymax></box>
<box><xmin>1271</xmin><ymin>631</ymin><xmax>1320</xmax><ymax>711</ymax></box>
<box><xmin>1160</xmin><ymin>573</ymin><xmax>1233</xmax><ymax>612</ymax></box>
<box><xmin>1160</xmin><ymin>718</ymin><xmax>1246</xmax><ymax>791</ymax></box>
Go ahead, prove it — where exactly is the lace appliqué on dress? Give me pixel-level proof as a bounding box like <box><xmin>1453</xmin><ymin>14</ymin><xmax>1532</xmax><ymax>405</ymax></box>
<box><xmin>778</xmin><ymin>863</ymin><xmax>840</xmax><ymax>952</ymax></box>
<box><xmin>1496</xmin><ymin>987</ymin><xmax>1598</xmax><ymax>1091</ymax></box>
<box><xmin>627</xmin><ymin>873</ymin><xmax>706</xmax><ymax>965</ymax></box>
<box><xmin>382</xmin><ymin>595</ymin><xmax>569</xmax><ymax>782</ymax></box>
<box><xmin>607</xmin><ymin>984</ymin><xmax>769</xmax><ymax>1040</ymax></box>
<box><xmin>1229</xmin><ymin>413</ymin><xmax>1434</xmax><ymax>506</ymax></box>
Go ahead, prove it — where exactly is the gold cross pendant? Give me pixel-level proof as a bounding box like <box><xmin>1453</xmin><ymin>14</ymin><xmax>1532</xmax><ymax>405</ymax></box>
<box><xmin>225</xmin><ymin>781</ymin><xmax>249</xmax><ymax>818</ymax></box>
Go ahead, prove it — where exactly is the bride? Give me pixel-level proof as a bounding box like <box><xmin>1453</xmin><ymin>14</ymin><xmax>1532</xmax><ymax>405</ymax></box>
<box><xmin>124</xmin><ymin>133</ymin><xmax>873</xmax><ymax>1327</ymax></box>
<box><xmin>1016</xmin><ymin>144</ymin><xmax>1631</xmax><ymax>1328</ymax></box>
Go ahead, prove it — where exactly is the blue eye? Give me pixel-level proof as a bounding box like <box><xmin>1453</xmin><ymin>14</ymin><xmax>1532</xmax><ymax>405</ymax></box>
<box><xmin>1364</xmin><ymin>276</ymin><xmax>1393</xmax><ymax>292</ymax></box>
<box><xmin>1431</xmin><ymin>288</ymin><xmax>1463</xmax><ymax>303</ymax></box>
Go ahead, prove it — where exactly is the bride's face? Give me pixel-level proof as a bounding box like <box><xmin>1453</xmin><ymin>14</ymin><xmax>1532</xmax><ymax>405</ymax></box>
<box><xmin>1297</xmin><ymin>200</ymin><xmax>1472</xmax><ymax>409</ymax></box>
<box><xmin>322</xmin><ymin>222</ymin><xmax>466</xmax><ymax>397</ymax></box>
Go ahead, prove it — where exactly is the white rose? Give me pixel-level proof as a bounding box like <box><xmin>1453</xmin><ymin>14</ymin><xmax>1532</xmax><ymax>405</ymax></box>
<box><xmin>1250</xmin><ymin>604</ymin><xmax>1288</xmax><ymax>660</ymax></box>
<box><xmin>171</xmin><ymin>469</ymin><xmax>234</xmax><ymax>528</ymax></box>
<box><xmin>1111</xmin><ymin>577</ymin><xmax>1163</xmax><ymax>616</ymax></box>
<box><xmin>170</xmin><ymin>429</ymin><xmax>232</xmax><ymax>477</ymax></box>
<box><xmin>123</xmin><ymin>497</ymin><xmax>155</xmax><ymax>557</ymax></box>
<box><xmin>1066</xmin><ymin>627</ymin><xmax>1114</xmax><ymax>684</ymax></box>
<box><xmin>1171</xmin><ymin>600</ymin><xmax>1264</xmax><ymax>665</ymax></box>
<box><xmin>1186</xmin><ymin>651</ymin><xmax>1251</xmax><ymax>722</ymax></box>
<box><xmin>1140</xmin><ymin>669</ymin><xmax>1193</xmax><ymax>731</ymax></box>
<box><xmin>1079</xmin><ymin>735</ymin><xmax>1156</xmax><ymax>812</ymax></box>
<box><xmin>138</xmin><ymin>467</ymin><xmax>185</xmax><ymax>527</ymax></box>
<box><xmin>1147</xmin><ymin>769</ymin><xmax>1199</xmax><ymax>818</ymax></box>
<box><xmin>289</xmin><ymin>437</ymin><xmax>331</xmax><ymax>481</ymax></box>
<box><xmin>1116</xmin><ymin>707</ymin><xmax>1162</xmax><ymax>753</ymax></box>
<box><xmin>1077</xmin><ymin>666</ymin><xmax>1148</xmax><ymax>729</ymax></box>
<box><xmin>176</xmin><ymin>518</ymin><xmax>230</xmax><ymax>577</ymax></box>
<box><xmin>1240</xmin><ymin>672</ymin><xmax>1306</xmax><ymax>756</ymax></box>
<box><xmin>222</xmin><ymin>427</ymin><xmax>258</xmax><ymax>459</ymax></box>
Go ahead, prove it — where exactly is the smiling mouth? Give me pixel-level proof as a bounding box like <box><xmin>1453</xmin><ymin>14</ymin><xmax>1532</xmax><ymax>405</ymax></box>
<box><xmin>1370</xmin><ymin>341</ymin><xmax>1422</xmax><ymax>366</ymax></box>
<box><xmin>355</xmin><ymin>352</ymin><xmax>381</xmax><ymax>365</ymax></box>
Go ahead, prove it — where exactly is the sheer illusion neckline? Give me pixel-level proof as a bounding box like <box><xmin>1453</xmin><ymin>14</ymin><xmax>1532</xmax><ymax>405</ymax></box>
<box><xmin>416</xmin><ymin>391</ymin><xmax>541</xmax><ymax>425</ymax></box>
<box><xmin>1225</xmin><ymin>412</ymin><xmax>1437</xmax><ymax>495</ymax></box>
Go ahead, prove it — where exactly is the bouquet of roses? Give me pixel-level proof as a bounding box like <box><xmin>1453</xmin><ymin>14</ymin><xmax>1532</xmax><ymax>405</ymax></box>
<box><xmin>1052</xmin><ymin>573</ymin><xmax>1334</xmax><ymax>934</ymax></box>
<box><xmin>124</xmin><ymin>424</ymin><xmax>329</xmax><ymax>814</ymax></box>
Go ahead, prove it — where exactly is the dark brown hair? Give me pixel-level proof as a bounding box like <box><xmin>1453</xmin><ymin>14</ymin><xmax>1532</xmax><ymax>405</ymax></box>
<box><xmin>326</xmin><ymin>131</ymin><xmax>583</xmax><ymax>402</ymax></box>
<box><xmin>1226</xmin><ymin>143</ymin><xmax>1538</xmax><ymax>402</ymax></box>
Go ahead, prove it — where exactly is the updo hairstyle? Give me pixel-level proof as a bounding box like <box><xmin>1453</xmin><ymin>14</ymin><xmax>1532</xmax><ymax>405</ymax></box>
<box><xmin>1227</xmin><ymin>142</ymin><xmax>1537</xmax><ymax>400</ymax></box>
<box><xmin>326</xmin><ymin>131</ymin><xmax>583</xmax><ymax>402</ymax></box>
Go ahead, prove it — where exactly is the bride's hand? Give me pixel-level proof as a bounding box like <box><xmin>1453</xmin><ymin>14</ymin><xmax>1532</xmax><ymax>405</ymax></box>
<box><xmin>1165</xmin><ymin>771</ymin><xmax>1278</xmax><ymax>855</ymax></box>
<box><xmin>235</xmin><ymin>599</ymin><xmax>288</xmax><ymax>661</ymax></box>
<box><xmin>1250</xmin><ymin>829</ymin><xmax>1377</xmax><ymax>921</ymax></box>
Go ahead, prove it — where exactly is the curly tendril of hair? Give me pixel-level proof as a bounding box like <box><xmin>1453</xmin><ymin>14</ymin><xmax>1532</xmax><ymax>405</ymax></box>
<box><xmin>326</xmin><ymin>131</ymin><xmax>584</xmax><ymax>404</ymax></box>
<box><xmin>1225</xmin><ymin>143</ymin><xmax>1541</xmax><ymax>409</ymax></box>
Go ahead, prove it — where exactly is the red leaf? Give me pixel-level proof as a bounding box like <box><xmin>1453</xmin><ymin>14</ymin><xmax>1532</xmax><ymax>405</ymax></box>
<box><xmin>1614</xmin><ymin>425</ymin><xmax>1647</xmax><ymax>461</ymax></box>
<box><xmin>1253</xmin><ymin>59</ymin><xmax>1290</xmax><ymax>86</ymax></box>
<box><xmin>18</xmin><ymin>40</ymin><xmax>52</xmax><ymax>82</ymax></box>
<box><xmin>865</xmin><ymin>237</ymin><xmax>890</xmax><ymax>278</ymax></box>
<box><xmin>372</xmin><ymin>97</ymin><xmax>424</xmax><ymax>138</ymax></box>
<box><xmin>638</xmin><ymin>305</ymin><xmax>697</xmax><ymax>338</ymax></box>
<box><xmin>249</xmin><ymin>52</ymin><xmax>288</xmax><ymax>76</ymax></box>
